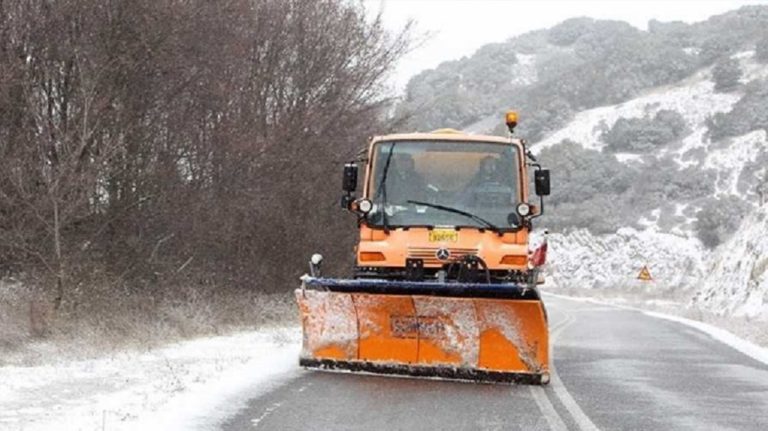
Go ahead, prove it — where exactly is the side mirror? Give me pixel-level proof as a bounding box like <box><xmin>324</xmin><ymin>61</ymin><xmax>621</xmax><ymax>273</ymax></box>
<box><xmin>342</xmin><ymin>163</ymin><xmax>358</xmax><ymax>193</ymax></box>
<box><xmin>534</xmin><ymin>169</ymin><xmax>550</xmax><ymax>196</ymax></box>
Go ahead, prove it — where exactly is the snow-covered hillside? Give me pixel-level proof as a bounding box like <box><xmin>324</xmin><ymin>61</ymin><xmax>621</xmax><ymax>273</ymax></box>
<box><xmin>535</xmin><ymin>67</ymin><xmax>740</xmax><ymax>154</ymax></box>
<box><xmin>536</xmin><ymin>51</ymin><xmax>768</xmax><ymax>156</ymax></box>
<box><xmin>530</xmin><ymin>51</ymin><xmax>768</xmax><ymax>320</ymax></box>
<box><xmin>534</xmin><ymin>52</ymin><xmax>767</xmax><ymax>197</ymax></box>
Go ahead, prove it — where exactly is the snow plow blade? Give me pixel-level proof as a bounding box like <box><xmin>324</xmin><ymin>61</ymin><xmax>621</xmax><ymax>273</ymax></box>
<box><xmin>295</xmin><ymin>277</ymin><xmax>549</xmax><ymax>385</ymax></box>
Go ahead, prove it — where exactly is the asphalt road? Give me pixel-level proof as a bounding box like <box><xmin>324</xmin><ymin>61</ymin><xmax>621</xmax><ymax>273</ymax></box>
<box><xmin>221</xmin><ymin>295</ymin><xmax>768</xmax><ymax>430</ymax></box>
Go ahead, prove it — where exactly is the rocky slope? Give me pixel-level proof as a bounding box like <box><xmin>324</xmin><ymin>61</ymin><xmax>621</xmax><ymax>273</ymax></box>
<box><xmin>692</xmin><ymin>205</ymin><xmax>768</xmax><ymax>320</ymax></box>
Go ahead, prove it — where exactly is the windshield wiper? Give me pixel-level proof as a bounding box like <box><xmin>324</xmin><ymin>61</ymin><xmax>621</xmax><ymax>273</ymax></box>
<box><xmin>406</xmin><ymin>200</ymin><xmax>501</xmax><ymax>232</ymax></box>
<box><xmin>373</xmin><ymin>143</ymin><xmax>396</xmax><ymax>233</ymax></box>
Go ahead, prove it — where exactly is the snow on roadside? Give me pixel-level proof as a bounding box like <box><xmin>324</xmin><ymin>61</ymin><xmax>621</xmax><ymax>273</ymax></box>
<box><xmin>642</xmin><ymin>310</ymin><xmax>768</xmax><ymax>366</ymax></box>
<box><xmin>0</xmin><ymin>327</ymin><xmax>301</xmax><ymax>431</ymax></box>
<box><xmin>545</xmin><ymin>292</ymin><xmax>768</xmax><ymax>364</ymax></box>
<box><xmin>546</xmin><ymin>226</ymin><xmax>705</xmax><ymax>291</ymax></box>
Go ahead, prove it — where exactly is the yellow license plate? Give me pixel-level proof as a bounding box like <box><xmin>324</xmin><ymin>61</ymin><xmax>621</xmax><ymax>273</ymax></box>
<box><xmin>429</xmin><ymin>229</ymin><xmax>458</xmax><ymax>243</ymax></box>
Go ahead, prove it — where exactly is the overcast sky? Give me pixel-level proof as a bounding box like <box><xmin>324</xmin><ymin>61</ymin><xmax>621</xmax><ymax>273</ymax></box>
<box><xmin>365</xmin><ymin>0</ymin><xmax>767</xmax><ymax>93</ymax></box>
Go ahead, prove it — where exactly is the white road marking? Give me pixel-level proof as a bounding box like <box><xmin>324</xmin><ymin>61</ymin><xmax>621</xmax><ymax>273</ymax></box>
<box><xmin>642</xmin><ymin>310</ymin><xmax>768</xmax><ymax>366</ymax></box>
<box><xmin>545</xmin><ymin>292</ymin><xmax>768</xmax><ymax>366</ymax></box>
<box><xmin>529</xmin><ymin>386</ymin><xmax>568</xmax><ymax>431</ymax></box>
<box><xmin>548</xmin><ymin>311</ymin><xmax>602</xmax><ymax>431</ymax></box>
<box><xmin>296</xmin><ymin>381</ymin><xmax>313</xmax><ymax>393</ymax></box>
<box><xmin>251</xmin><ymin>402</ymin><xmax>283</xmax><ymax>428</ymax></box>
<box><xmin>568</xmin><ymin>306</ymin><xmax>617</xmax><ymax>313</ymax></box>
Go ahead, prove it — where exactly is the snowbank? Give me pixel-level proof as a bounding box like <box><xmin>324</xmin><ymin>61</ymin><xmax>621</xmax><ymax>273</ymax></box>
<box><xmin>546</xmin><ymin>227</ymin><xmax>705</xmax><ymax>290</ymax></box>
<box><xmin>0</xmin><ymin>327</ymin><xmax>301</xmax><ymax>431</ymax></box>
<box><xmin>543</xmin><ymin>204</ymin><xmax>768</xmax><ymax>323</ymax></box>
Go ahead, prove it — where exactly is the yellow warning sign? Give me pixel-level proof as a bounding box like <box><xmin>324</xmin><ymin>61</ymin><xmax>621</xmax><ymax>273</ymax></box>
<box><xmin>637</xmin><ymin>265</ymin><xmax>653</xmax><ymax>281</ymax></box>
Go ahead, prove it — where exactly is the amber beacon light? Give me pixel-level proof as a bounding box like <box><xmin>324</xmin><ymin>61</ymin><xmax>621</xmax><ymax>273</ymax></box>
<box><xmin>505</xmin><ymin>110</ymin><xmax>518</xmax><ymax>133</ymax></box>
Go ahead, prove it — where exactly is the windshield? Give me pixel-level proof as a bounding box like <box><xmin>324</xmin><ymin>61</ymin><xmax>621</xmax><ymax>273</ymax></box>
<box><xmin>366</xmin><ymin>140</ymin><xmax>521</xmax><ymax>229</ymax></box>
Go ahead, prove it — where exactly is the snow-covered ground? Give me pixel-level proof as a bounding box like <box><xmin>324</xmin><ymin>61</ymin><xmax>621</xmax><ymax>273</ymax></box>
<box><xmin>539</xmin><ymin>203</ymin><xmax>768</xmax><ymax>347</ymax></box>
<box><xmin>545</xmin><ymin>226</ymin><xmax>706</xmax><ymax>291</ymax></box>
<box><xmin>542</xmin><ymin>204</ymin><xmax>768</xmax><ymax>324</ymax></box>
<box><xmin>692</xmin><ymin>205</ymin><xmax>768</xmax><ymax>320</ymax></box>
<box><xmin>536</xmin><ymin>67</ymin><xmax>740</xmax><ymax>153</ymax></box>
<box><xmin>0</xmin><ymin>328</ymin><xmax>301</xmax><ymax>431</ymax></box>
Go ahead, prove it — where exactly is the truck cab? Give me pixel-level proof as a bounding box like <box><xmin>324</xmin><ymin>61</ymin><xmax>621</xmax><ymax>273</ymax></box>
<box><xmin>341</xmin><ymin>115</ymin><xmax>550</xmax><ymax>284</ymax></box>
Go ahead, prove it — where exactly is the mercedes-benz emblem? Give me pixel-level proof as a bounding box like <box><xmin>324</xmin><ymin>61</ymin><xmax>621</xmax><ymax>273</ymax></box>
<box><xmin>435</xmin><ymin>248</ymin><xmax>451</xmax><ymax>261</ymax></box>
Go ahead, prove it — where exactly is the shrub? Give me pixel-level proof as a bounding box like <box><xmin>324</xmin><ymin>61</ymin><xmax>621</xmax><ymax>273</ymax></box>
<box><xmin>707</xmin><ymin>79</ymin><xmax>768</xmax><ymax>141</ymax></box>
<box><xmin>631</xmin><ymin>157</ymin><xmax>715</xmax><ymax>202</ymax></box>
<box><xmin>538</xmin><ymin>140</ymin><xmax>634</xmax><ymax>203</ymax></box>
<box><xmin>602</xmin><ymin>110</ymin><xmax>689</xmax><ymax>153</ymax></box>
<box><xmin>536</xmin><ymin>140</ymin><xmax>639</xmax><ymax>232</ymax></box>
<box><xmin>712</xmin><ymin>57</ymin><xmax>742</xmax><ymax>92</ymax></box>
<box><xmin>537</xmin><ymin>141</ymin><xmax>718</xmax><ymax>235</ymax></box>
<box><xmin>757</xmin><ymin>36</ymin><xmax>768</xmax><ymax>63</ymax></box>
<box><xmin>737</xmin><ymin>151</ymin><xmax>768</xmax><ymax>196</ymax></box>
<box><xmin>695</xmin><ymin>196</ymin><xmax>750</xmax><ymax>248</ymax></box>
<box><xmin>547</xmin><ymin>18</ymin><xmax>595</xmax><ymax>46</ymax></box>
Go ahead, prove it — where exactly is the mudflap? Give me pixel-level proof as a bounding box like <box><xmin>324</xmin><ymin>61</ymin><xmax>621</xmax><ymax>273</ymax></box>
<box><xmin>294</xmin><ymin>277</ymin><xmax>550</xmax><ymax>385</ymax></box>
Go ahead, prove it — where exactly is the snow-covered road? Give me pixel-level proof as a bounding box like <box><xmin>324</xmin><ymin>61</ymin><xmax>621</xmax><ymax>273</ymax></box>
<box><xmin>4</xmin><ymin>296</ymin><xmax>768</xmax><ymax>430</ymax></box>
<box><xmin>223</xmin><ymin>296</ymin><xmax>768</xmax><ymax>430</ymax></box>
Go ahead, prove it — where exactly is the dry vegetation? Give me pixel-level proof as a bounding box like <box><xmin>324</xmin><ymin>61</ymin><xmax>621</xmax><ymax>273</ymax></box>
<box><xmin>0</xmin><ymin>278</ymin><xmax>297</xmax><ymax>365</ymax></box>
<box><xmin>0</xmin><ymin>0</ymin><xmax>411</xmax><ymax>357</ymax></box>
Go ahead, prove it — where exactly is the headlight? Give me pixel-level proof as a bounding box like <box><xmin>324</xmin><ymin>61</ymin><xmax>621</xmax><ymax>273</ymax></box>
<box><xmin>517</xmin><ymin>202</ymin><xmax>531</xmax><ymax>217</ymax></box>
<box><xmin>357</xmin><ymin>199</ymin><xmax>373</xmax><ymax>213</ymax></box>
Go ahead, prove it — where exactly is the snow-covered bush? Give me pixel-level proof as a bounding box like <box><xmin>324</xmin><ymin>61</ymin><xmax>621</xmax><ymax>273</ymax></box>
<box><xmin>707</xmin><ymin>79</ymin><xmax>768</xmax><ymax>141</ymax></box>
<box><xmin>712</xmin><ymin>57</ymin><xmax>743</xmax><ymax>92</ymax></box>
<box><xmin>632</xmin><ymin>157</ymin><xmax>716</xmax><ymax>203</ymax></box>
<box><xmin>602</xmin><ymin>109</ymin><xmax>689</xmax><ymax>153</ymax></box>
<box><xmin>539</xmin><ymin>140</ymin><xmax>632</xmax><ymax>202</ymax></box>
<box><xmin>547</xmin><ymin>17</ymin><xmax>594</xmax><ymax>46</ymax></box>
<box><xmin>516</xmin><ymin>98</ymin><xmax>573</xmax><ymax>142</ymax></box>
<box><xmin>538</xmin><ymin>139</ymin><xmax>716</xmax><ymax>234</ymax></box>
<box><xmin>695</xmin><ymin>196</ymin><xmax>750</xmax><ymax>248</ymax></box>
<box><xmin>737</xmin><ymin>151</ymin><xmax>768</xmax><ymax>197</ymax></box>
<box><xmin>756</xmin><ymin>36</ymin><xmax>768</xmax><ymax>63</ymax></box>
<box><xmin>537</xmin><ymin>140</ymin><xmax>637</xmax><ymax>233</ymax></box>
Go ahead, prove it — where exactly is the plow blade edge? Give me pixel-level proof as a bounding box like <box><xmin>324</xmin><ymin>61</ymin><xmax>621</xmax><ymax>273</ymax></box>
<box><xmin>295</xmin><ymin>278</ymin><xmax>549</xmax><ymax>385</ymax></box>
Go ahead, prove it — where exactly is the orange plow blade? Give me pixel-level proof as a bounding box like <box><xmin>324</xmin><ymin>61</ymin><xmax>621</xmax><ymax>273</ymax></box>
<box><xmin>295</xmin><ymin>278</ymin><xmax>549</xmax><ymax>385</ymax></box>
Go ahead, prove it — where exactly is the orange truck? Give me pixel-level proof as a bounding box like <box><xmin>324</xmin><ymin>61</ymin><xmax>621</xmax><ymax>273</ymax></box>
<box><xmin>295</xmin><ymin>112</ymin><xmax>552</xmax><ymax>384</ymax></box>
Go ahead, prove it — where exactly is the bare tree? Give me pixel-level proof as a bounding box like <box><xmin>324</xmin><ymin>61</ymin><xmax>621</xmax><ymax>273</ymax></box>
<box><xmin>0</xmin><ymin>0</ymin><xmax>411</xmax><ymax>311</ymax></box>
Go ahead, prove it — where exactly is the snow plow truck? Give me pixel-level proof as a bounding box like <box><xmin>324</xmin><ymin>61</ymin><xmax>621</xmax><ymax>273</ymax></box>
<box><xmin>295</xmin><ymin>112</ymin><xmax>552</xmax><ymax>385</ymax></box>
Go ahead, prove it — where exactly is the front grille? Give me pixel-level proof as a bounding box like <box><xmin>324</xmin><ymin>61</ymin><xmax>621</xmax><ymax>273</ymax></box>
<box><xmin>407</xmin><ymin>247</ymin><xmax>478</xmax><ymax>265</ymax></box>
